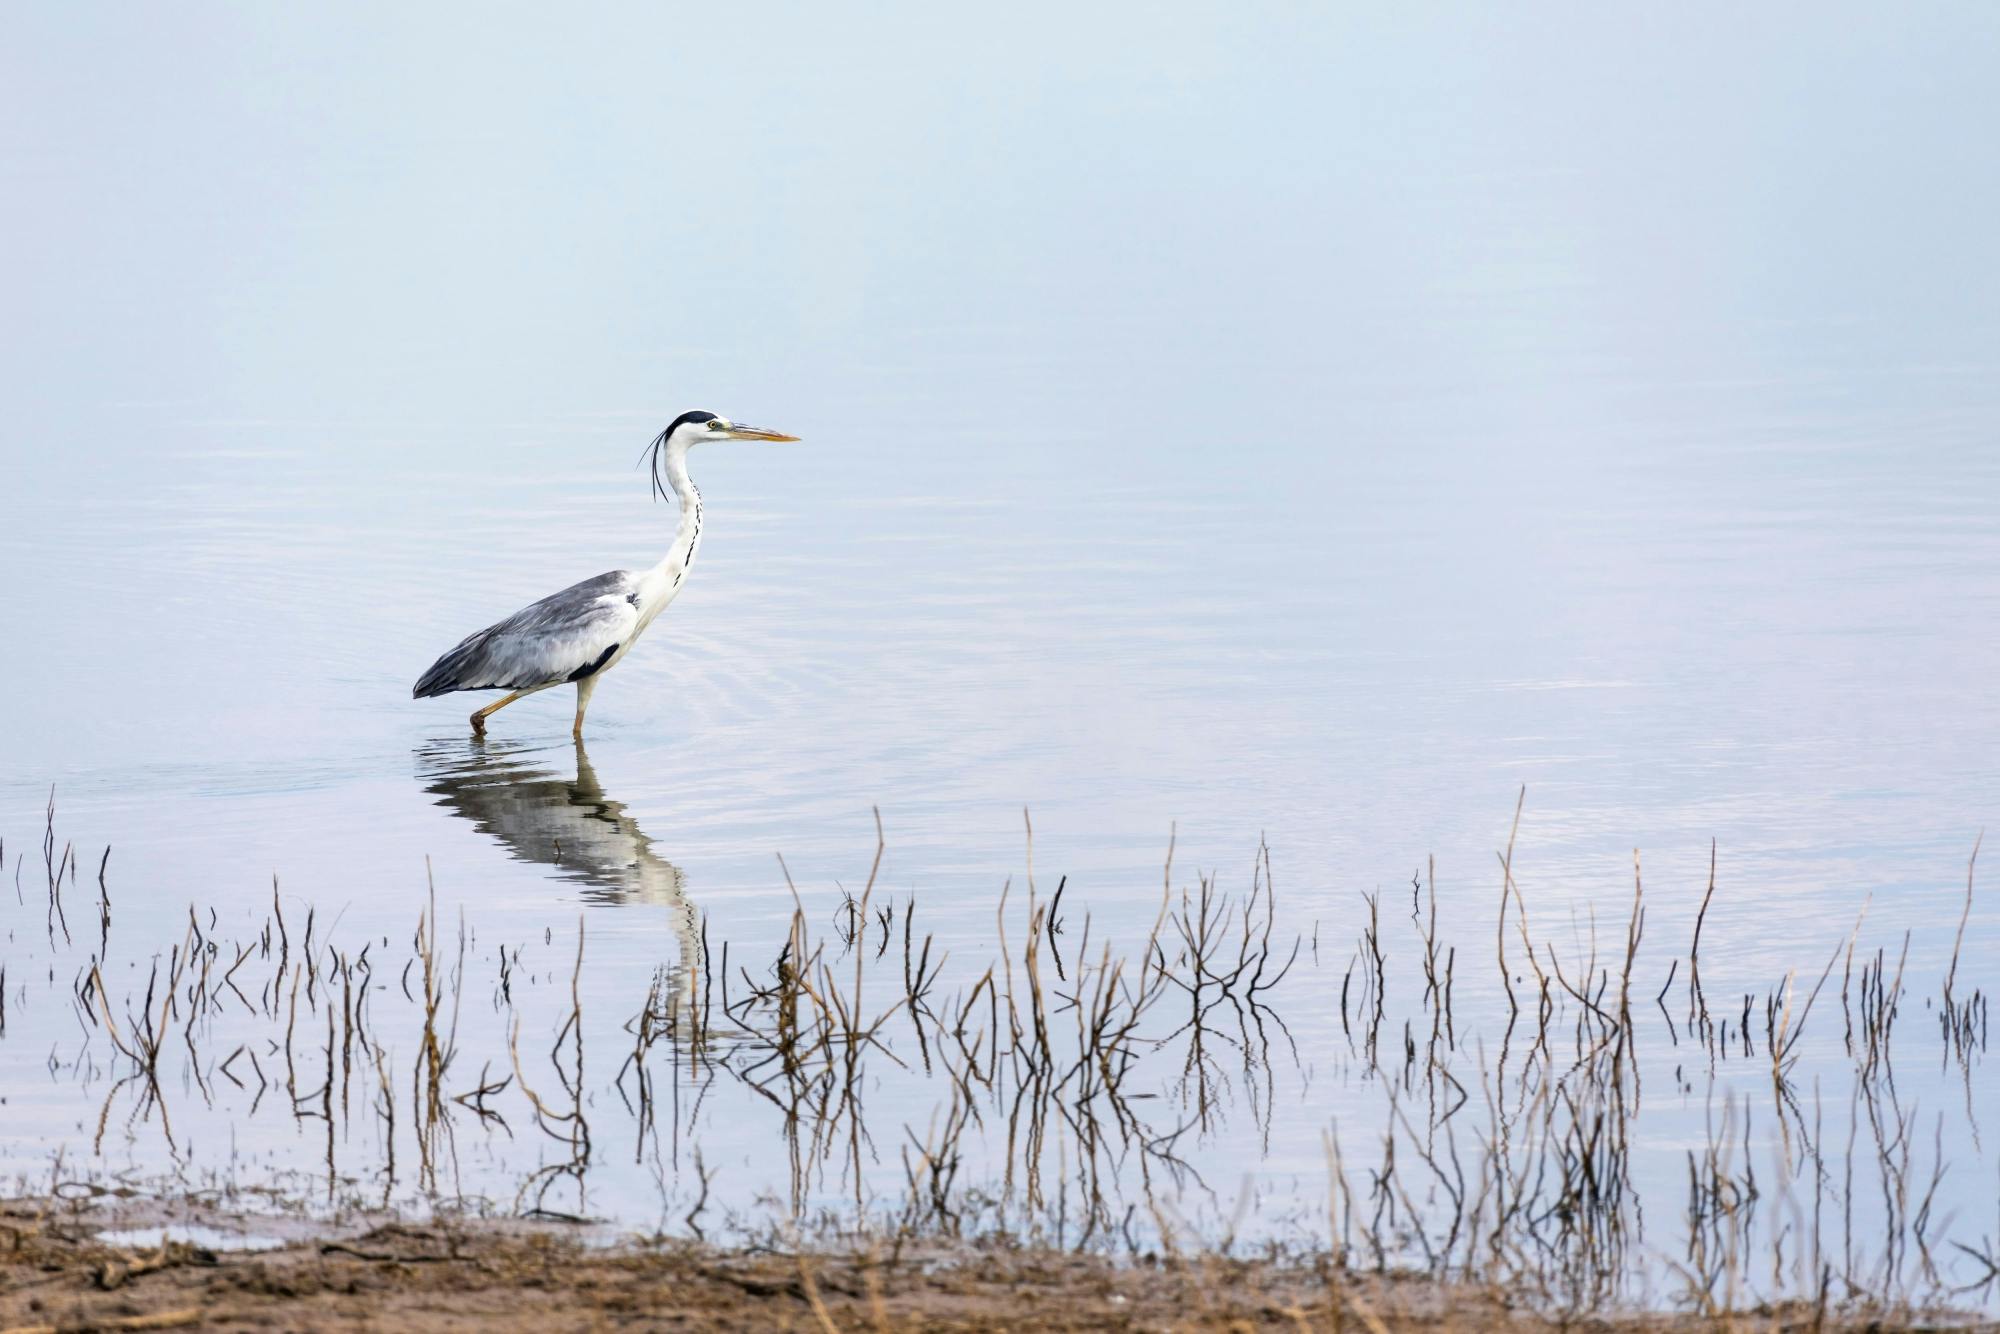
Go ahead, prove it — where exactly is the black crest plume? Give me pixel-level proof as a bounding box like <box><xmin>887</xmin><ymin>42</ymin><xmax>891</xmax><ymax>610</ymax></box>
<box><xmin>640</xmin><ymin>410</ymin><xmax>719</xmax><ymax>503</ymax></box>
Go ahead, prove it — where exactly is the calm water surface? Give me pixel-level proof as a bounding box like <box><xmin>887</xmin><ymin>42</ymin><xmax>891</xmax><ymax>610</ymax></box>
<box><xmin>3</xmin><ymin>2</ymin><xmax>1999</xmax><ymax>1295</ymax></box>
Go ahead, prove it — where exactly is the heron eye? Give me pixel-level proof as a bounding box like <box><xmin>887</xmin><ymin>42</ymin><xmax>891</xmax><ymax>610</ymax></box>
<box><xmin>708</xmin><ymin>419</ymin><xmax>727</xmax><ymax>431</ymax></box>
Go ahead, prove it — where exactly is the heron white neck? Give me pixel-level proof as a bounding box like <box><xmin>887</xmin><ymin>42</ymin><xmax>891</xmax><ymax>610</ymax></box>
<box><xmin>646</xmin><ymin>441</ymin><xmax>704</xmax><ymax>594</ymax></box>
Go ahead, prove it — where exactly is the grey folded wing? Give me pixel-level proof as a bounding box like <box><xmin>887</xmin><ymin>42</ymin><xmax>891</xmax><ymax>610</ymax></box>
<box><xmin>412</xmin><ymin>570</ymin><xmax>643</xmax><ymax>698</ymax></box>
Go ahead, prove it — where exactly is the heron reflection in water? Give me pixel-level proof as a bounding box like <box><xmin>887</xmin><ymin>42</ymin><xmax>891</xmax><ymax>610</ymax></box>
<box><xmin>416</xmin><ymin>738</ymin><xmax>701</xmax><ymax>1012</ymax></box>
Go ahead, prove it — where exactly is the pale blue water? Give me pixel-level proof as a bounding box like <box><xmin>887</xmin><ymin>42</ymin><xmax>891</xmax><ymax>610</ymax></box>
<box><xmin>3</xmin><ymin>2</ymin><xmax>1999</xmax><ymax>1303</ymax></box>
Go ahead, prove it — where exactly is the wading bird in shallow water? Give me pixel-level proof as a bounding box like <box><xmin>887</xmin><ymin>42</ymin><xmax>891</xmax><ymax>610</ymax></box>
<box><xmin>412</xmin><ymin>411</ymin><xmax>800</xmax><ymax>738</ymax></box>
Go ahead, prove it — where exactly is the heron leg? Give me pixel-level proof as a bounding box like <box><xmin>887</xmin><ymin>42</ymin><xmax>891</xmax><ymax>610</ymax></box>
<box><xmin>470</xmin><ymin>686</ymin><xmax>541</xmax><ymax>735</ymax></box>
<box><xmin>572</xmin><ymin>677</ymin><xmax>600</xmax><ymax>740</ymax></box>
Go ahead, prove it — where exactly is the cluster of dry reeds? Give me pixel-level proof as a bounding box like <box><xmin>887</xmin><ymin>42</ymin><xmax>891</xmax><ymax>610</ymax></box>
<box><xmin>4</xmin><ymin>794</ymin><xmax>1994</xmax><ymax>1325</ymax></box>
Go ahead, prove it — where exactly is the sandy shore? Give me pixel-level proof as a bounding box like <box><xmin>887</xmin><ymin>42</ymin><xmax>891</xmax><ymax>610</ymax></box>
<box><xmin>6</xmin><ymin>1197</ymin><xmax>1988</xmax><ymax>1332</ymax></box>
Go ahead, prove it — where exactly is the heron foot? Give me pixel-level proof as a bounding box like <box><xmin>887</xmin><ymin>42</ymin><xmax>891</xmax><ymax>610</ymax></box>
<box><xmin>467</xmin><ymin>686</ymin><xmax>536</xmax><ymax>736</ymax></box>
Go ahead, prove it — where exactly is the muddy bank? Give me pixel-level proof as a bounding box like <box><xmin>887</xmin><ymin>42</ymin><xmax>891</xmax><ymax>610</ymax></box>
<box><xmin>3</xmin><ymin>1199</ymin><xmax>1985</xmax><ymax>1333</ymax></box>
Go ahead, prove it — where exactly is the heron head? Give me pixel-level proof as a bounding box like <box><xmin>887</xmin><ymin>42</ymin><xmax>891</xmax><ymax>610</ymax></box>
<box><xmin>684</xmin><ymin>411</ymin><xmax>800</xmax><ymax>446</ymax></box>
<box><xmin>643</xmin><ymin>410</ymin><xmax>800</xmax><ymax>499</ymax></box>
<box><xmin>652</xmin><ymin>409</ymin><xmax>801</xmax><ymax>448</ymax></box>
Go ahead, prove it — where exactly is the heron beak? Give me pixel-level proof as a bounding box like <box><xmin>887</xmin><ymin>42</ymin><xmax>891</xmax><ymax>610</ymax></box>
<box><xmin>723</xmin><ymin>424</ymin><xmax>800</xmax><ymax>442</ymax></box>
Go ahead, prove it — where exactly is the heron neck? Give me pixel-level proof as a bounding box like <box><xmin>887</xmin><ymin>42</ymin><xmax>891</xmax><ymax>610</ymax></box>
<box><xmin>648</xmin><ymin>443</ymin><xmax>704</xmax><ymax>587</ymax></box>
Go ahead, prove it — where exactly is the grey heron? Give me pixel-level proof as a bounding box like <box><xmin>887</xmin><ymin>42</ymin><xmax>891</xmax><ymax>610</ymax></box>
<box><xmin>412</xmin><ymin>410</ymin><xmax>799</xmax><ymax>737</ymax></box>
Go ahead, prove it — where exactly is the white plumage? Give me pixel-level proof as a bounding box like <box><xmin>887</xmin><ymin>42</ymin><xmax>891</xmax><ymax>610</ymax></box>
<box><xmin>412</xmin><ymin>410</ymin><xmax>800</xmax><ymax>737</ymax></box>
